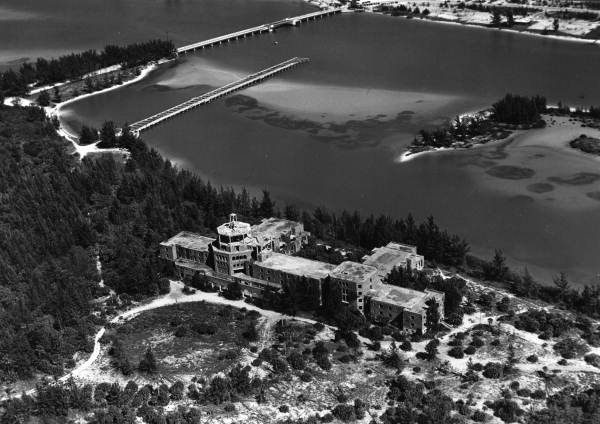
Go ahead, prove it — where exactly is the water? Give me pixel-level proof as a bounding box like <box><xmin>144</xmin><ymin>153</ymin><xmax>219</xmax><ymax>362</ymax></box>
<box><xmin>4</xmin><ymin>0</ymin><xmax>600</xmax><ymax>285</ymax></box>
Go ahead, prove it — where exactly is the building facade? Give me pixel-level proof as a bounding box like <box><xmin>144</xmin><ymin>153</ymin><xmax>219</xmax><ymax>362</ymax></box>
<box><xmin>160</xmin><ymin>214</ymin><xmax>443</xmax><ymax>333</ymax></box>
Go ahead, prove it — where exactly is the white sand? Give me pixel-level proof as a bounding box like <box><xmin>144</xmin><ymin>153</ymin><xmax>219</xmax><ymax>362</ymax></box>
<box><xmin>158</xmin><ymin>57</ymin><xmax>459</xmax><ymax>123</ymax></box>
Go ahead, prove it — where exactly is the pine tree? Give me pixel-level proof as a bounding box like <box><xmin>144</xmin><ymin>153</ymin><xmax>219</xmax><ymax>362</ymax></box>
<box><xmin>491</xmin><ymin>10</ymin><xmax>502</xmax><ymax>27</ymax></box>
<box><xmin>138</xmin><ymin>347</ymin><xmax>158</xmax><ymax>374</ymax></box>
<box><xmin>36</xmin><ymin>91</ymin><xmax>51</xmax><ymax>107</ymax></box>
<box><xmin>425</xmin><ymin>298</ymin><xmax>441</xmax><ymax>336</ymax></box>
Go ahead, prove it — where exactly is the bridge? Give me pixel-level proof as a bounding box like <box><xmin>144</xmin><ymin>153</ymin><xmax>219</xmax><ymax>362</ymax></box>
<box><xmin>176</xmin><ymin>8</ymin><xmax>341</xmax><ymax>54</ymax></box>
<box><xmin>129</xmin><ymin>57</ymin><xmax>309</xmax><ymax>135</ymax></box>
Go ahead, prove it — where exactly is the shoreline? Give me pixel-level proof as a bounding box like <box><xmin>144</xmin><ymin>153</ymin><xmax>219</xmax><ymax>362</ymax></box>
<box><xmin>5</xmin><ymin>61</ymin><xmax>166</xmax><ymax>159</ymax></box>
<box><xmin>418</xmin><ymin>14</ymin><xmax>600</xmax><ymax>46</ymax></box>
<box><xmin>322</xmin><ymin>3</ymin><xmax>600</xmax><ymax>46</ymax></box>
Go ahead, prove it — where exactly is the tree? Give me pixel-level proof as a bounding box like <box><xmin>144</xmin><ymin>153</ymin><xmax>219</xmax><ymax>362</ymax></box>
<box><xmin>486</xmin><ymin>249</ymin><xmax>508</xmax><ymax>281</ymax></box>
<box><xmin>138</xmin><ymin>347</ymin><xmax>158</xmax><ymax>373</ymax></box>
<box><xmin>553</xmin><ymin>272</ymin><xmax>569</xmax><ymax>295</ymax></box>
<box><xmin>491</xmin><ymin>10</ymin><xmax>502</xmax><ymax>27</ymax></box>
<box><xmin>553</xmin><ymin>18</ymin><xmax>559</xmax><ymax>32</ymax></box>
<box><xmin>99</xmin><ymin>121</ymin><xmax>117</xmax><ymax>148</ymax></box>
<box><xmin>224</xmin><ymin>281</ymin><xmax>243</xmax><ymax>300</ymax></box>
<box><xmin>425</xmin><ymin>339</ymin><xmax>439</xmax><ymax>361</ymax></box>
<box><xmin>79</xmin><ymin>125</ymin><xmax>98</xmax><ymax>145</ymax></box>
<box><xmin>284</xmin><ymin>204</ymin><xmax>299</xmax><ymax>221</ymax></box>
<box><xmin>36</xmin><ymin>91</ymin><xmax>50</xmax><ymax>107</ymax></box>
<box><xmin>259</xmin><ymin>190</ymin><xmax>275</xmax><ymax>217</ymax></box>
<box><xmin>506</xmin><ymin>11</ymin><xmax>515</xmax><ymax>27</ymax></box>
<box><xmin>52</xmin><ymin>86</ymin><xmax>61</xmax><ymax>103</ymax></box>
<box><xmin>425</xmin><ymin>298</ymin><xmax>441</xmax><ymax>336</ymax></box>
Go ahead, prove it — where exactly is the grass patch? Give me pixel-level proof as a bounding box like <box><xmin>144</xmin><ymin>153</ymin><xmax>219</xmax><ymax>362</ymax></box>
<box><xmin>107</xmin><ymin>302</ymin><xmax>259</xmax><ymax>377</ymax></box>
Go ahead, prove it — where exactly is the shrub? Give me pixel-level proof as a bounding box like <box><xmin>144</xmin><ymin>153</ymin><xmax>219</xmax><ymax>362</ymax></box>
<box><xmin>332</xmin><ymin>404</ymin><xmax>356</xmax><ymax>422</ymax></box>
<box><xmin>482</xmin><ymin>362</ymin><xmax>503</xmax><ymax>379</ymax></box>
<box><xmin>251</xmin><ymin>358</ymin><xmax>262</xmax><ymax>367</ymax></box>
<box><xmin>413</xmin><ymin>366</ymin><xmax>421</xmax><ymax>373</ymax></box>
<box><xmin>472</xmin><ymin>410</ymin><xmax>488</xmax><ymax>422</ymax></box>
<box><xmin>471</xmin><ymin>337</ymin><xmax>485</xmax><ymax>348</ymax></box>
<box><xmin>490</xmin><ymin>339</ymin><xmax>501</xmax><ymax>346</ymax></box>
<box><xmin>526</xmin><ymin>354</ymin><xmax>538</xmax><ymax>363</ymax></box>
<box><xmin>516</xmin><ymin>388</ymin><xmax>531</xmax><ymax>397</ymax></box>
<box><xmin>279</xmin><ymin>405</ymin><xmax>289</xmax><ymax>413</ymax></box>
<box><xmin>287</xmin><ymin>351</ymin><xmax>306</xmax><ymax>370</ymax></box>
<box><xmin>223</xmin><ymin>403</ymin><xmax>236</xmax><ymax>412</ymax></box>
<box><xmin>554</xmin><ymin>337</ymin><xmax>589</xmax><ymax>359</ymax></box>
<box><xmin>530</xmin><ymin>389</ymin><xmax>546</xmax><ymax>399</ymax></box>
<box><xmin>558</xmin><ymin>358</ymin><xmax>568</xmax><ymax>365</ymax></box>
<box><xmin>489</xmin><ymin>398</ymin><xmax>523</xmax><ymax>423</ymax></box>
<box><xmin>448</xmin><ymin>346</ymin><xmax>465</xmax><ymax>359</ymax></box>
<box><xmin>471</xmin><ymin>362</ymin><xmax>484</xmax><ymax>372</ymax></box>
<box><xmin>158</xmin><ymin>277</ymin><xmax>171</xmax><ymax>294</ymax></box>
<box><xmin>270</xmin><ymin>357</ymin><xmax>289</xmax><ymax>374</ymax></box>
<box><xmin>509</xmin><ymin>381</ymin><xmax>520</xmax><ymax>391</ymax></box>
<box><xmin>174</xmin><ymin>326</ymin><xmax>187</xmax><ymax>337</ymax></box>
<box><xmin>464</xmin><ymin>346</ymin><xmax>476</xmax><ymax>355</ymax></box>
<box><xmin>400</xmin><ymin>341</ymin><xmax>412</xmax><ymax>351</ymax></box>
<box><xmin>300</xmin><ymin>371</ymin><xmax>313</xmax><ymax>382</ymax></box>
<box><xmin>584</xmin><ymin>353</ymin><xmax>600</xmax><ymax>368</ymax></box>
<box><xmin>316</xmin><ymin>355</ymin><xmax>332</xmax><ymax>371</ymax></box>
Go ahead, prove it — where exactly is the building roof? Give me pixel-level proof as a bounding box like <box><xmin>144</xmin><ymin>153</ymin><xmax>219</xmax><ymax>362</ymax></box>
<box><xmin>368</xmin><ymin>285</ymin><xmax>443</xmax><ymax>313</ymax></box>
<box><xmin>251</xmin><ymin>217</ymin><xmax>302</xmax><ymax>239</ymax></box>
<box><xmin>161</xmin><ymin>231</ymin><xmax>215</xmax><ymax>251</ymax></box>
<box><xmin>330</xmin><ymin>261</ymin><xmax>378</xmax><ymax>283</ymax></box>
<box><xmin>254</xmin><ymin>252</ymin><xmax>336</xmax><ymax>280</ymax></box>
<box><xmin>362</xmin><ymin>242</ymin><xmax>421</xmax><ymax>278</ymax></box>
<box><xmin>217</xmin><ymin>220</ymin><xmax>252</xmax><ymax>237</ymax></box>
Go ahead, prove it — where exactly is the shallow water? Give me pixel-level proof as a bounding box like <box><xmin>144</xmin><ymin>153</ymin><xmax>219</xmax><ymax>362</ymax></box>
<box><xmin>6</xmin><ymin>0</ymin><xmax>600</xmax><ymax>285</ymax></box>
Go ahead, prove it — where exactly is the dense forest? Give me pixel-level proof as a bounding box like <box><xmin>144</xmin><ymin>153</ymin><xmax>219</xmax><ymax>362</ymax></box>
<box><xmin>0</xmin><ymin>40</ymin><xmax>175</xmax><ymax>96</ymax></box>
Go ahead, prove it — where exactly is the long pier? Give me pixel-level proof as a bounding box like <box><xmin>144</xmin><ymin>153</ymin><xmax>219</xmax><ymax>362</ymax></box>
<box><xmin>176</xmin><ymin>8</ymin><xmax>341</xmax><ymax>54</ymax></box>
<box><xmin>129</xmin><ymin>57</ymin><xmax>309</xmax><ymax>135</ymax></box>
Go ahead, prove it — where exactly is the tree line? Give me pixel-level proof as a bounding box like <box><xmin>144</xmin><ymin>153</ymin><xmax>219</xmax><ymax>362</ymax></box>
<box><xmin>469</xmin><ymin>250</ymin><xmax>600</xmax><ymax>320</ymax></box>
<box><xmin>0</xmin><ymin>39</ymin><xmax>175</xmax><ymax>97</ymax></box>
<box><xmin>0</xmin><ymin>105</ymin><xmax>470</xmax><ymax>382</ymax></box>
<box><xmin>412</xmin><ymin>93</ymin><xmax>547</xmax><ymax>150</ymax></box>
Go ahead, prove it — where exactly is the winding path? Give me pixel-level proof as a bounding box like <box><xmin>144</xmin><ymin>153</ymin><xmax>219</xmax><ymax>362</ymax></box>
<box><xmin>2</xmin><ymin>280</ymin><xmax>330</xmax><ymax>401</ymax></box>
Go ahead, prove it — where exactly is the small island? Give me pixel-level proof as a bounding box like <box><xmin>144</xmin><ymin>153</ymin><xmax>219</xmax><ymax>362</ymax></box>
<box><xmin>403</xmin><ymin>94</ymin><xmax>547</xmax><ymax>160</ymax></box>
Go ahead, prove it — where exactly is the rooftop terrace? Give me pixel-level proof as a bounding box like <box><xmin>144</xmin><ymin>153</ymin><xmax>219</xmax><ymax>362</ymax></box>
<box><xmin>251</xmin><ymin>217</ymin><xmax>303</xmax><ymax>238</ymax></box>
<box><xmin>362</xmin><ymin>242</ymin><xmax>421</xmax><ymax>278</ymax></box>
<box><xmin>254</xmin><ymin>252</ymin><xmax>336</xmax><ymax>280</ymax></box>
<box><xmin>330</xmin><ymin>261</ymin><xmax>378</xmax><ymax>283</ymax></box>
<box><xmin>161</xmin><ymin>231</ymin><xmax>215</xmax><ymax>251</ymax></box>
<box><xmin>368</xmin><ymin>285</ymin><xmax>430</xmax><ymax>313</ymax></box>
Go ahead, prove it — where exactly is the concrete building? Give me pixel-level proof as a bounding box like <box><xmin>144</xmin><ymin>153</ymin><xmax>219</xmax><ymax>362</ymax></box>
<box><xmin>329</xmin><ymin>261</ymin><xmax>381</xmax><ymax>313</ymax></box>
<box><xmin>362</xmin><ymin>242</ymin><xmax>425</xmax><ymax>281</ymax></box>
<box><xmin>212</xmin><ymin>213</ymin><xmax>258</xmax><ymax>275</ymax></box>
<box><xmin>366</xmin><ymin>286</ymin><xmax>444</xmax><ymax>333</ymax></box>
<box><xmin>159</xmin><ymin>231</ymin><xmax>215</xmax><ymax>262</ymax></box>
<box><xmin>250</xmin><ymin>217</ymin><xmax>310</xmax><ymax>254</ymax></box>
<box><xmin>160</xmin><ymin>214</ymin><xmax>444</xmax><ymax>333</ymax></box>
<box><xmin>248</xmin><ymin>251</ymin><xmax>335</xmax><ymax>306</ymax></box>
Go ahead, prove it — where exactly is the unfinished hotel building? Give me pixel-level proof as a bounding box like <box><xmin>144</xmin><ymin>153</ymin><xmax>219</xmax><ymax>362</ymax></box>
<box><xmin>160</xmin><ymin>214</ymin><xmax>444</xmax><ymax>333</ymax></box>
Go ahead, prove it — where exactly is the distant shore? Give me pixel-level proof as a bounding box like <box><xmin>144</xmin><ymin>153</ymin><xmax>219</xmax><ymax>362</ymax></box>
<box><xmin>308</xmin><ymin>2</ymin><xmax>600</xmax><ymax>45</ymax></box>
